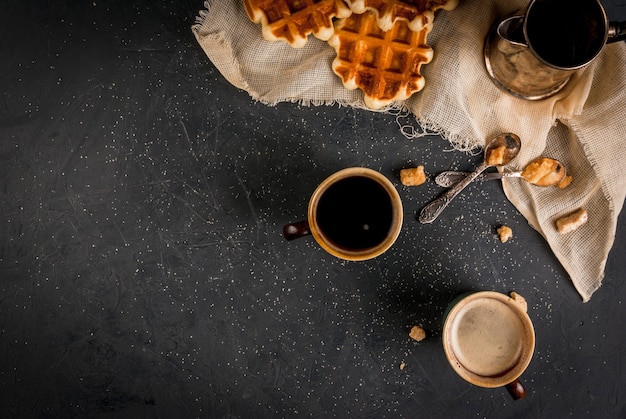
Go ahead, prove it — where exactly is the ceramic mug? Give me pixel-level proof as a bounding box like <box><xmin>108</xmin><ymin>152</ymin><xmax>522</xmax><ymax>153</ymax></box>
<box><xmin>484</xmin><ymin>0</ymin><xmax>626</xmax><ymax>100</ymax></box>
<box><xmin>283</xmin><ymin>167</ymin><xmax>403</xmax><ymax>261</ymax></box>
<box><xmin>442</xmin><ymin>291</ymin><xmax>535</xmax><ymax>400</ymax></box>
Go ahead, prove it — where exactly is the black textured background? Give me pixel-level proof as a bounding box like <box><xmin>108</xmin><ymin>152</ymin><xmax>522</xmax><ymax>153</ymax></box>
<box><xmin>1</xmin><ymin>1</ymin><xmax>625</xmax><ymax>417</ymax></box>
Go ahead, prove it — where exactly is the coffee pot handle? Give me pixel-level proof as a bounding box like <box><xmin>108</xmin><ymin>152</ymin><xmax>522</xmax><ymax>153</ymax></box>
<box><xmin>283</xmin><ymin>220</ymin><xmax>311</xmax><ymax>241</ymax></box>
<box><xmin>607</xmin><ymin>21</ymin><xmax>626</xmax><ymax>43</ymax></box>
<box><xmin>506</xmin><ymin>379</ymin><xmax>527</xmax><ymax>400</ymax></box>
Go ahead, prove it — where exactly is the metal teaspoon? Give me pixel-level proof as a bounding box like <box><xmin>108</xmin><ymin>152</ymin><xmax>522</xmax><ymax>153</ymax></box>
<box><xmin>435</xmin><ymin>157</ymin><xmax>567</xmax><ymax>188</ymax></box>
<box><xmin>419</xmin><ymin>133</ymin><xmax>521</xmax><ymax>224</ymax></box>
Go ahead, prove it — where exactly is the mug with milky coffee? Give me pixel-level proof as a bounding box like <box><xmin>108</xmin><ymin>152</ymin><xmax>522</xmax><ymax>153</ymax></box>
<box><xmin>283</xmin><ymin>167</ymin><xmax>403</xmax><ymax>261</ymax></box>
<box><xmin>442</xmin><ymin>291</ymin><xmax>535</xmax><ymax>400</ymax></box>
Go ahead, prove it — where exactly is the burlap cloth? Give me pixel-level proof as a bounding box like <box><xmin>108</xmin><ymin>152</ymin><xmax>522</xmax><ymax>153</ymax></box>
<box><xmin>192</xmin><ymin>0</ymin><xmax>626</xmax><ymax>302</ymax></box>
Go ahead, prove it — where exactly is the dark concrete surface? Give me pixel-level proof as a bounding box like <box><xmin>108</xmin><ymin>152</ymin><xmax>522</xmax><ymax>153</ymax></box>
<box><xmin>1</xmin><ymin>0</ymin><xmax>625</xmax><ymax>417</ymax></box>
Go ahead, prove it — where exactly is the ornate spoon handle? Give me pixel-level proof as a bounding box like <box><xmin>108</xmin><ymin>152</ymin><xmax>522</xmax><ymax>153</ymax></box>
<box><xmin>435</xmin><ymin>171</ymin><xmax>522</xmax><ymax>187</ymax></box>
<box><xmin>419</xmin><ymin>163</ymin><xmax>489</xmax><ymax>223</ymax></box>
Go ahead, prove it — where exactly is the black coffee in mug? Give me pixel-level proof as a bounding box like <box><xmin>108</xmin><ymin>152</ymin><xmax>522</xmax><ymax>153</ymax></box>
<box><xmin>316</xmin><ymin>176</ymin><xmax>393</xmax><ymax>250</ymax></box>
<box><xmin>283</xmin><ymin>167</ymin><xmax>403</xmax><ymax>261</ymax></box>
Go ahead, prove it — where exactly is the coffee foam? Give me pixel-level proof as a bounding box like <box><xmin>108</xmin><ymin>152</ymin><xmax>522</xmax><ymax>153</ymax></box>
<box><xmin>448</xmin><ymin>298</ymin><xmax>525</xmax><ymax>377</ymax></box>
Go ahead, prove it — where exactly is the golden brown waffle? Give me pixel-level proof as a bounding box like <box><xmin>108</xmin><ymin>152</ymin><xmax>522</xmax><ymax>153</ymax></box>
<box><xmin>328</xmin><ymin>11</ymin><xmax>434</xmax><ymax>109</ymax></box>
<box><xmin>243</xmin><ymin>0</ymin><xmax>352</xmax><ymax>48</ymax></box>
<box><xmin>344</xmin><ymin>0</ymin><xmax>458</xmax><ymax>32</ymax></box>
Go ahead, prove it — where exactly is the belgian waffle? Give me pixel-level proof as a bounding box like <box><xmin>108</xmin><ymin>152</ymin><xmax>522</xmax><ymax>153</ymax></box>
<box><xmin>344</xmin><ymin>0</ymin><xmax>458</xmax><ymax>32</ymax></box>
<box><xmin>328</xmin><ymin>11</ymin><xmax>434</xmax><ymax>109</ymax></box>
<box><xmin>243</xmin><ymin>0</ymin><xmax>352</xmax><ymax>48</ymax></box>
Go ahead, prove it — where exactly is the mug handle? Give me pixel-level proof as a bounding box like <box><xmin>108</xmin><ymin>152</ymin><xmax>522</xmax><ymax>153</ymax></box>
<box><xmin>506</xmin><ymin>379</ymin><xmax>527</xmax><ymax>400</ymax></box>
<box><xmin>283</xmin><ymin>220</ymin><xmax>311</xmax><ymax>241</ymax></box>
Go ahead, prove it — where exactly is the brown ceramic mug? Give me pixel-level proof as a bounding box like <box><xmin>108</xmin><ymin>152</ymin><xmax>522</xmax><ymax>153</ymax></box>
<box><xmin>283</xmin><ymin>167</ymin><xmax>403</xmax><ymax>261</ymax></box>
<box><xmin>442</xmin><ymin>291</ymin><xmax>535</xmax><ymax>400</ymax></box>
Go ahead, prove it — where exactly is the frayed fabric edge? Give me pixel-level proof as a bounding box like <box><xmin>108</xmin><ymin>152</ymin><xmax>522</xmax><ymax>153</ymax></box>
<box><xmin>192</xmin><ymin>0</ymin><xmax>214</xmax><ymax>31</ymax></box>
<box><xmin>246</xmin><ymin>94</ymin><xmax>483</xmax><ymax>153</ymax></box>
<box><xmin>562</xmin><ymin>119</ymin><xmax>618</xmax><ymax>302</ymax></box>
<box><xmin>193</xmin><ymin>30</ymin><xmax>252</xmax><ymax>93</ymax></box>
<box><xmin>192</xmin><ymin>2</ymin><xmax>254</xmax><ymax>94</ymax></box>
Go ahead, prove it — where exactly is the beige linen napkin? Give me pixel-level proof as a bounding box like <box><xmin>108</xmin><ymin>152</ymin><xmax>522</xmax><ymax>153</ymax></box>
<box><xmin>192</xmin><ymin>0</ymin><xmax>626</xmax><ymax>302</ymax></box>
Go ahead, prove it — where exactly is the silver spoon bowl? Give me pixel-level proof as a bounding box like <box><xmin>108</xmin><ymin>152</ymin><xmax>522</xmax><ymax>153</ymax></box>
<box><xmin>419</xmin><ymin>133</ymin><xmax>521</xmax><ymax>224</ymax></box>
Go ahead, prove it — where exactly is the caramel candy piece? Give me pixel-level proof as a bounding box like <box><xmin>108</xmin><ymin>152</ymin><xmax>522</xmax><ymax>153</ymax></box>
<box><xmin>400</xmin><ymin>166</ymin><xmax>427</xmax><ymax>186</ymax></box>
<box><xmin>521</xmin><ymin>158</ymin><xmax>565</xmax><ymax>186</ymax></box>
<box><xmin>485</xmin><ymin>145</ymin><xmax>506</xmax><ymax>166</ymax></box>
<box><xmin>556</xmin><ymin>208</ymin><xmax>588</xmax><ymax>234</ymax></box>
<box><xmin>497</xmin><ymin>225</ymin><xmax>513</xmax><ymax>243</ymax></box>
<box><xmin>510</xmin><ymin>291</ymin><xmax>528</xmax><ymax>312</ymax></box>
<box><xmin>557</xmin><ymin>175</ymin><xmax>573</xmax><ymax>189</ymax></box>
<box><xmin>409</xmin><ymin>325</ymin><xmax>426</xmax><ymax>342</ymax></box>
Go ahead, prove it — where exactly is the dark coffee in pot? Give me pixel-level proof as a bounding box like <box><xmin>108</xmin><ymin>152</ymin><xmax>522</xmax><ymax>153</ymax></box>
<box><xmin>525</xmin><ymin>0</ymin><xmax>606</xmax><ymax>68</ymax></box>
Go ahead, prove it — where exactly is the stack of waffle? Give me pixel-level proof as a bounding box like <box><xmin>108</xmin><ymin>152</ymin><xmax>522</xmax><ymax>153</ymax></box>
<box><xmin>243</xmin><ymin>0</ymin><xmax>458</xmax><ymax>109</ymax></box>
